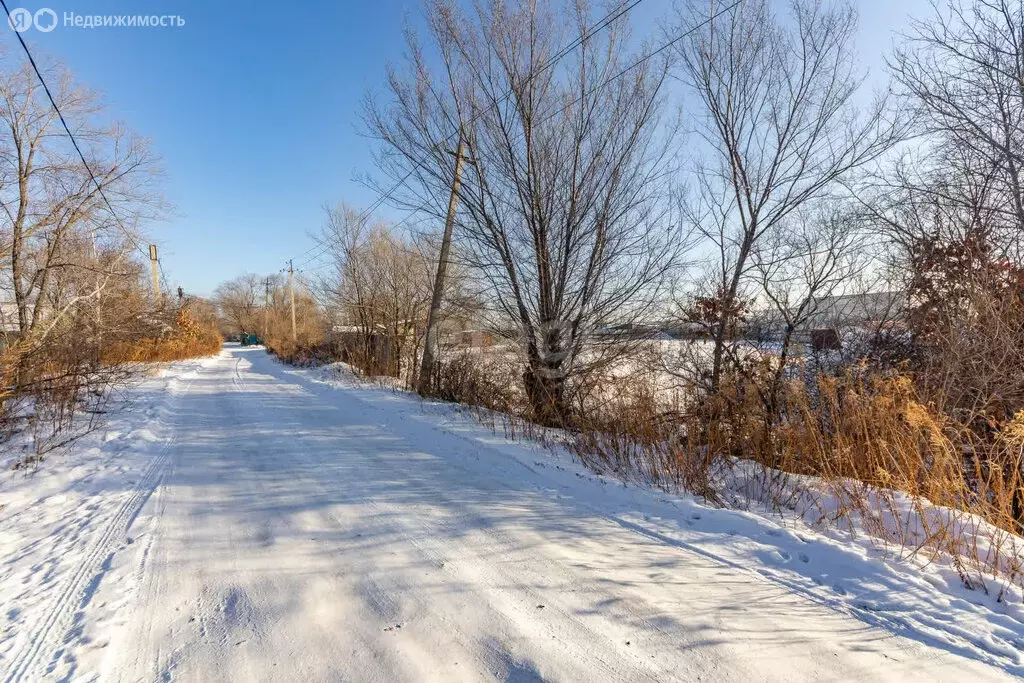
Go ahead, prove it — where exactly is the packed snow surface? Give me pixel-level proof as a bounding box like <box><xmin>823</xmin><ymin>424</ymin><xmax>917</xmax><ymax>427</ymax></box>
<box><xmin>1</xmin><ymin>345</ymin><xmax>1021</xmax><ymax>681</ymax></box>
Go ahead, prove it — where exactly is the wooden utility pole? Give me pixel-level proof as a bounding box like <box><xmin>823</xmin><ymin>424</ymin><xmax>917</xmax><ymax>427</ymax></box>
<box><xmin>263</xmin><ymin>277</ymin><xmax>271</xmax><ymax>341</ymax></box>
<box><xmin>92</xmin><ymin>233</ymin><xmax>102</xmax><ymax>360</ymax></box>
<box><xmin>287</xmin><ymin>260</ymin><xmax>297</xmax><ymax>343</ymax></box>
<box><xmin>418</xmin><ymin>133</ymin><xmax>466</xmax><ymax>395</ymax></box>
<box><xmin>148</xmin><ymin>244</ymin><xmax>160</xmax><ymax>306</ymax></box>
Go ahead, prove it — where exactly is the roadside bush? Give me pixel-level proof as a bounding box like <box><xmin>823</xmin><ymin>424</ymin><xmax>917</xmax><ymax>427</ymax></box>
<box><xmin>265</xmin><ymin>339</ymin><xmax>343</xmax><ymax>367</ymax></box>
<box><xmin>568</xmin><ymin>363</ymin><xmax>1024</xmax><ymax>589</ymax></box>
<box><xmin>1</xmin><ymin>326</ymin><xmax>133</xmax><ymax>468</ymax></box>
<box><xmin>428</xmin><ymin>350</ymin><xmax>521</xmax><ymax>416</ymax></box>
<box><xmin>101</xmin><ymin>308</ymin><xmax>221</xmax><ymax>364</ymax></box>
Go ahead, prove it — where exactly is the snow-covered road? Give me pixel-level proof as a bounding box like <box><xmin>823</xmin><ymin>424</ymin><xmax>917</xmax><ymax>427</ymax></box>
<box><xmin>2</xmin><ymin>346</ymin><xmax>1020</xmax><ymax>681</ymax></box>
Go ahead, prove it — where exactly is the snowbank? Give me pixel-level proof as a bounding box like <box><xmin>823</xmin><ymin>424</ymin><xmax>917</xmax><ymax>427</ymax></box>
<box><xmin>304</xmin><ymin>360</ymin><xmax>1024</xmax><ymax>675</ymax></box>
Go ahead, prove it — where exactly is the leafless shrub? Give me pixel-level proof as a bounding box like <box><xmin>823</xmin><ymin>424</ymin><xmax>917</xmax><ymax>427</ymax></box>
<box><xmin>100</xmin><ymin>304</ymin><xmax>221</xmax><ymax>364</ymax></box>
<box><xmin>565</xmin><ymin>358</ymin><xmax>1024</xmax><ymax>589</ymax></box>
<box><xmin>428</xmin><ymin>350</ymin><xmax>520</xmax><ymax>416</ymax></box>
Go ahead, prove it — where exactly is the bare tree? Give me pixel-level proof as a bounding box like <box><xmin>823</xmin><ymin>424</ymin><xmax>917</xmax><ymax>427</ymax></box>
<box><xmin>314</xmin><ymin>202</ymin><xmax>435</xmax><ymax>379</ymax></box>
<box><xmin>750</xmin><ymin>205</ymin><xmax>868</xmax><ymax>410</ymax></box>
<box><xmin>0</xmin><ymin>54</ymin><xmax>160</xmax><ymax>348</ymax></box>
<box><xmin>890</xmin><ymin>0</ymin><xmax>1024</xmax><ymax>261</ymax></box>
<box><xmin>214</xmin><ymin>273</ymin><xmax>264</xmax><ymax>335</ymax></box>
<box><xmin>668</xmin><ymin>0</ymin><xmax>905</xmax><ymax>392</ymax></box>
<box><xmin>837</xmin><ymin>0</ymin><xmax>1024</xmax><ymax>525</ymax></box>
<box><xmin>869</xmin><ymin>0</ymin><xmax>1024</xmax><ymax>418</ymax></box>
<box><xmin>367</xmin><ymin>0</ymin><xmax>686</xmax><ymax>424</ymax></box>
<box><xmin>314</xmin><ymin>203</ymin><xmax>373</xmax><ymax>338</ymax></box>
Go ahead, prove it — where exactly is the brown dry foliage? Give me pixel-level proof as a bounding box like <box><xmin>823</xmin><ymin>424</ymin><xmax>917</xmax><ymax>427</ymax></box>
<box><xmin>100</xmin><ymin>308</ymin><xmax>221</xmax><ymax>364</ymax></box>
<box><xmin>567</xmin><ymin>363</ymin><xmax>1024</xmax><ymax>588</ymax></box>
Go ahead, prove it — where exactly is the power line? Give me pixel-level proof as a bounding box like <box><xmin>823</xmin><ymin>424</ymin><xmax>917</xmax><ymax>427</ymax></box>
<box><xmin>299</xmin><ymin>204</ymin><xmax>444</xmax><ymax>275</ymax></box>
<box><xmin>0</xmin><ymin>0</ymin><xmax>149</xmax><ymax>262</ymax></box>
<box><xmin>157</xmin><ymin>258</ymin><xmax>171</xmax><ymax>291</ymax></box>
<box><xmin>537</xmin><ymin>0</ymin><xmax>743</xmax><ymax>127</ymax></box>
<box><xmin>291</xmin><ymin>0</ymin><xmax>649</xmax><ymax>271</ymax></box>
<box><xmin>292</xmin><ymin>0</ymin><xmax>743</xmax><ymax>274</ymax></box>
<box><xmin>288</xmin><ymin>194</ymin><xmax>423</xmax><ymax>265</ymax></box>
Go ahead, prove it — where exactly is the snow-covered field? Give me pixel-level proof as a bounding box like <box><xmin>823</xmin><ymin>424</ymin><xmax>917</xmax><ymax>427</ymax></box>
<box><xmin>1</xmin><ymin>345</ymin><xmax>1021</xmax><ymax>681</ymax></box>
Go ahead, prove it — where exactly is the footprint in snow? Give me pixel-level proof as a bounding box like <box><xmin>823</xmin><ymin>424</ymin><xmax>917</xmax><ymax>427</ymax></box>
<box><xmin>798</xmin><ymin>552</ymin><xmax>809</xmax><ymax>563</ymax></box>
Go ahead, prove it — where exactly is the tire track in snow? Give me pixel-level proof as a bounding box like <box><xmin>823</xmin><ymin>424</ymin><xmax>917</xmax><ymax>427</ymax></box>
<box><xmin>295</xmin><ymin>410</ymin><xmax>667</xmax><ymax>682</ymax></box>
<box><xmin>317</xmin><ymin>374</ymin><xmax>1021</xmax><ymax>677</ymax></box>
<box><xmin>359</xmin><ymin>496</ymin><xmax>663</xmax><ymax>681</ymax></box>
<box><xmin>443</xmin><ymin>429</ymin><xmax>1024</xmax><ymax>674</ymax></box>
<box><xmin>2</xmin><ymin>365</ymin><xmax>201</xmax><ymax>683</ymax></box>
<box><xmin>2</xmin><ymin>449</ymin><xmax>171</xmax><ymax>682</ymax></box>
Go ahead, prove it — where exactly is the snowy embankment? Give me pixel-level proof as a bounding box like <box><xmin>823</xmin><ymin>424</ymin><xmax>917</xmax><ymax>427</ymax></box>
<box><xmin>0</xmin><ymin>358</ymin><xmax>212</xmax><ymax>680</ymax></box>
<box><xmin>303</xmin><ymin>360</ymin><xmax>1024</xmax><ymax>677</ymax></box>
<box><xmin>0</xmin><ymin>346</ymin><xmax>1020</xmax><ymax>681</ymax></box>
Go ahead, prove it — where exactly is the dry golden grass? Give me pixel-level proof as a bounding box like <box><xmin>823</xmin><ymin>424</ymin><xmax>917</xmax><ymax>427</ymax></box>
<box><xmin>568</xmin><ymin>365</ymin><xmax>1024</xmax><ymax>589</ymax></box>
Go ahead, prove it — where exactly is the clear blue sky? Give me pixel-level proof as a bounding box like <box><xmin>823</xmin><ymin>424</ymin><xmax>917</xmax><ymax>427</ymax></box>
<box><xmin>13</xmin><ymin>0</ymin><xmax>931</xmax><ymax>296</ymax></box>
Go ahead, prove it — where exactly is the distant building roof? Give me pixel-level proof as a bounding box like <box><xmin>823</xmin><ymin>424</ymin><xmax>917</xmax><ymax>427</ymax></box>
<box><xmin>801</xmin><ymin>291</ymin><xmax>905</xmax><ymax>329</ymax></box>
<box><xmin>0</xmin><ymin>300</ymin><xmax>19</xmax><ymax>333</ymax></box>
